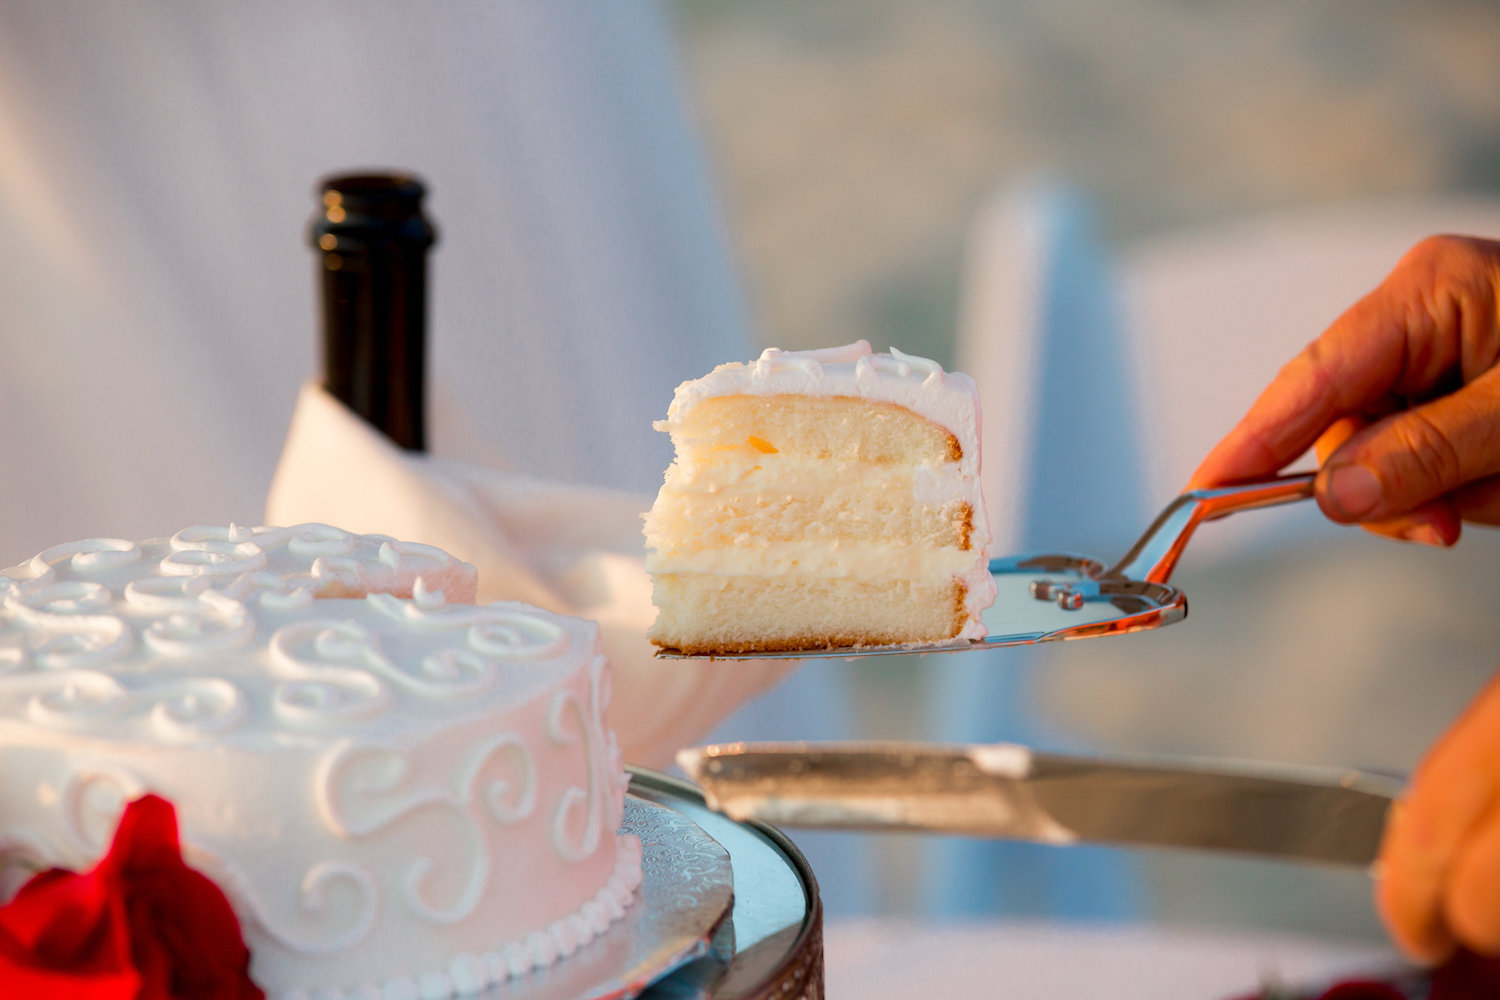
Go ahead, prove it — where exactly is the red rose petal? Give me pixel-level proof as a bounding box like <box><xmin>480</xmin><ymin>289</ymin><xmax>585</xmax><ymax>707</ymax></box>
<box><xmin>102</xmin><ymin>793</ymin><xmax>184</xmax><ymax>875</ymax></box>
<box><xmin>0</xmin><ymin>794</ymin><xmax>265</xmax><ymax>1000</ymax></box>
<box><xmin>0</xmin><ymin>864</ymin><xmax>134</xmax><ymax>982</ymax></box>
<box><xmin>0</xmin><ymin>959</ymin><xmax>141</xmax><ymax>1000</ymax></box>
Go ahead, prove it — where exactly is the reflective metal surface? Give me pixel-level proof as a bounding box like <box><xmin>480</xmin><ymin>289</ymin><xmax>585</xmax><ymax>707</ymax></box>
<box><xmin>483</xmin><ymin>796</ymin><xmax>734</xmax><ymax>1000</ymax></box>
<box><xmin>630</xmin><ymin>768</ymin><xmax>824</xmax><ymax>1000</ymax></box>
<box><xmin>680</xmin><ymin>740</ymin><xmax>1404</xmax><ymax>868</ymax></box>
<box><xmin>655</xmin><ymin>472</ymin><xmax>1315</xmax><ymax>661</ymax></box>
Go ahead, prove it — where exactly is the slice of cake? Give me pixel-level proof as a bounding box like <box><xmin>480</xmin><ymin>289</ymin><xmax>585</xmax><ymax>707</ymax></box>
<box><xmin>0</xmin><ymin>524</ymin><xmax>641</xmax><ymax>999</ymax></box>
<box><xmin>644</xmin><ymin>341</ymin><xmax>996</xmax><ymax>654</ymax></box>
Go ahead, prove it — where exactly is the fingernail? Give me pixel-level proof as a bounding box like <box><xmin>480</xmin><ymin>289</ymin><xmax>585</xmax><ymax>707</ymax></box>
<box><xmin>1325</xmin><ymin>463</ymin><xmax>1383</xmax><ymax>519</ymax></box>
<box><xmin>1403</xmin><ymin>523</ymin><xmax>1445</xmax><ymax>547</ymax></box>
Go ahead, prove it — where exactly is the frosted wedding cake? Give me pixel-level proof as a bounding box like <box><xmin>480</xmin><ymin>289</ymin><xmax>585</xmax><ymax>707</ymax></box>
<box><xmin>645</xmin><ymin>341</ymin><xmax>996</xmax><ymax>653</ymax></box>
<box><xmin>0</xmin><ymin>524</ymin><xmax>641</xmax><ymax>999</ymax></box>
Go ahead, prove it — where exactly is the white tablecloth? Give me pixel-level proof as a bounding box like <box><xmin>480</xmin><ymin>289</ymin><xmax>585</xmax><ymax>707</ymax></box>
<box><xmin>824</xmin><ymin>920</ymin><xmax>1399</xmax><ymax>1000</ymax></box>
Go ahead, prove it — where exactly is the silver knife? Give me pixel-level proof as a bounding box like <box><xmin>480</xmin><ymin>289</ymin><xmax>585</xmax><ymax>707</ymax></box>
<box><xmin>677</xmin><ymin>741</ymin><xmax>1405</xmax><ymax>868</ymax></box>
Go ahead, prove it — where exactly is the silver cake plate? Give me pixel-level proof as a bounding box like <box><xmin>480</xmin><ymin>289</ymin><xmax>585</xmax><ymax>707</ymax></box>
<box><xmin>478</xmin><ymin>796</ymin><xmax>735</xmax><ymax>1000</ymax></box>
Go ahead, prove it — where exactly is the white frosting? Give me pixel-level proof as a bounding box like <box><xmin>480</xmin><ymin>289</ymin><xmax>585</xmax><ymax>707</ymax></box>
<box><xmin>0</xmin><ymin>526</ymin><xmax>637</xmax><ymax>998</ymax></box>
<box><xmin>653</xmin><ymin>341</ymin><xmax>997</xmax><ymax>640</ymax></box>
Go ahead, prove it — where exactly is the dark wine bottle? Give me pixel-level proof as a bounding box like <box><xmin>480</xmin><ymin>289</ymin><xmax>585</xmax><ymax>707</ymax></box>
<box><xmin>310</xmin><ymin>172</ymin><xmax>437</xmax><ymax>451</ymax></box>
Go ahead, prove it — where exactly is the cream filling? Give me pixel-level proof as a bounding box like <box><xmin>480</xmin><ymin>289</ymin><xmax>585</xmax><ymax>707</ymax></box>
<box><xmin>658</xmin><ymin>455</ymin><xmax>968</xmax><ymax>508</ymax></box>
<box><xmin>645</xmin><ymin>540</ymin><xmax>983</xmax><ymax>582</ymax></box>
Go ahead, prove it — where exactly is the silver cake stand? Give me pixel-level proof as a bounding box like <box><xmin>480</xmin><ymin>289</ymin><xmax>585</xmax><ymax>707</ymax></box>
<box><xmin>475</xmin><ymin>768</ymin><xmax>822</xmax><ymax>1000</ymax></box>
<box><xmin>630</xmin><ymin>769</ymin><xmax>823</xmax><ymax>1000</ymax></box>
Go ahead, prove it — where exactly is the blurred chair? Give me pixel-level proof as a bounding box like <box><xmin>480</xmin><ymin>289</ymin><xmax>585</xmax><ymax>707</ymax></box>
<box><xmin>928</xmin><ymin>183</ymin><xmax>1500</xmax><ymax>926</ymax></box>
<box><xmin>923</xmin><ymin>182</ymin><xmax>1149</xmax><ymax>919</ymax></box>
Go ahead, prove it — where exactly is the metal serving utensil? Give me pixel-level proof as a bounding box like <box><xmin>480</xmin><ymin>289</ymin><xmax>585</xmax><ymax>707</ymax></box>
<box><xmin>677</xmin><ymin>739</ymin><xmax>1401</xmax><ymax>868</ymax></box>
<box><xmin>654</xmin><ymin>471</ymin><xmax>1316</xmax><ymax>661</ymax></box>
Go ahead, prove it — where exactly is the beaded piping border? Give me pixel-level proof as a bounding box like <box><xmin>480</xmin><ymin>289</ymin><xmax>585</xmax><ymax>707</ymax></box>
<box><xmin>272</xmin><ymin>835</ymin><xmax>644</xmax><ymax>1000</ymax></box>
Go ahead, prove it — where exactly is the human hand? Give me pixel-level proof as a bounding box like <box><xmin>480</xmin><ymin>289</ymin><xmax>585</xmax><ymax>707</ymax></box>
<box><xmin>1377</xmin><ymin>670</ymin><xmax>1500</xmax><ymax>965</ymax></box>
<box><xmin>1189</xmin><ymin>235</ymin><xmax>1500</xmax><ymax>545</ymax></box>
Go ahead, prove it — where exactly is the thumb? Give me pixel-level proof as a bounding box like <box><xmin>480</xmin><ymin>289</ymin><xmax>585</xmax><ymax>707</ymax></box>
<box><xmin>1316</xmin><ymin>413</ymin><xmax>1462</xmax><ymax>546</ymax></box>
<box><xmin>1316</xmin><ymin>369</ymin><xmax>1500</xmax><ymax>524</ymax></box>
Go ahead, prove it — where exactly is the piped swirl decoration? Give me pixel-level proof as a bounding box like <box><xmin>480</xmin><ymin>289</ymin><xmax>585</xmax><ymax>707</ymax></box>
<box><xmin>0</xmin><ymin>524</ymin><xmax>487</xmax><ymax>739</ymax></box>
<box><xmin>269</xmin><ymin>620</ymin><xmax>394</xmax><ymax>728</ymax></box>
<box><xmin>25</xmin><ymin>670</ymin><xmax>132</xmax><ymax>730</ymax></box>
<box><xmin>141</xmin><ymin>591</ymin><xmax>255</xmax><ymax>658</ymax></box>
<box><xmin>60</xmin><ymin>761</ymin><xmax>148</xmax><ymax>857</ymax></box>
<box><xmin>366</xmin><ymin>591</ymin><xmax>571</xmax><ymax>659</ymax></box>
<box><xmin>147</xmin><ymin>677</ymin><xmax>250</xmax><ymax>741</ymax></box>
<box><xmin>161</xmin><ymin>525</ymin><xmax>270</xmax><ymax>578</ymax></box>
<box><xmin>187</xmin><ymin>845</ymin><xmax>381</xmax><ymax>959</ymax></box>
<box><xmin>1</xmin><ymin>538</ymin><xmax>143</xmax><ymax>593</ymax></box>
<box><xmin>123</xmin><ymin>575</ymin><xmax>213</xmax><ymax>613</ymax></box>
<box><xmin>548</xmin><ymin>656</ymin><xmax>612</xmax><ymax>863</ymax></box>
<box><xmin>308</xmin><ymin>729</ymin><xmax>543</xmax><ymax>939</ymax></box>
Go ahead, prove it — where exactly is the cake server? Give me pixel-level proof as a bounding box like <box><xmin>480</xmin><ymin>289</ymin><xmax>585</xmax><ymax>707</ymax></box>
<box><xmin>655</xmin><ymin>471</ymin><xmax>1316</xmax><ymax>660</ymax></box>
<box><xmin>677</xmin><ymin>740</ymin><xmax>1402</xmax><ymax>867</ymax></box>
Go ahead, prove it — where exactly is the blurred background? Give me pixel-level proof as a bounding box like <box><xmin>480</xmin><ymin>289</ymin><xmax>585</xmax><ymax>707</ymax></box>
<box><xmin>6</xmin><ymin>0</ymin><xmax>1500</xmax><ymax>962</ymax></box>
<box><xmin>666</xmin><ymin>0</ymin><xmax>1500</xmax><ymax>941</ymax></box>
<box><xmin>672</xmin><ymin>0</ymin><xmax>1500</xmax><ymax>361</ymax></box>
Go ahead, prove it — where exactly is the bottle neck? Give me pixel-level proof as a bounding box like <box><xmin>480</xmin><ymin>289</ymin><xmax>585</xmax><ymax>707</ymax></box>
<box><xmin>311</xmin><ymin>173</ymin><xmax>437</xmax><ymax>452</ymax></box>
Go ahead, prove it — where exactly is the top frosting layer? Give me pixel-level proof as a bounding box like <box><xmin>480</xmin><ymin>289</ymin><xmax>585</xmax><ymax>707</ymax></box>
<box><xmin>0</xmin><ymin>524</ymin><xmax>478</xmax><ymax>602</ymax></box>
<box><xmin>0</xmin><ymin>525</ymin><xmax>589</xmax><ymax>747</ymax></box>
<box><xmin>659</xmin><ymin>341</ymin><xmax>983</xmax><ymax>477</ymax></box>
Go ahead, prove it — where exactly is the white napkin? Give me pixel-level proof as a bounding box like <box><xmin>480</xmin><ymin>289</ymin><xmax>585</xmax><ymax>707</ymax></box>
<box><xmin>265</xmin><ymin>381</ymin><xmax>795</xmax><ymax>769</ymax></box>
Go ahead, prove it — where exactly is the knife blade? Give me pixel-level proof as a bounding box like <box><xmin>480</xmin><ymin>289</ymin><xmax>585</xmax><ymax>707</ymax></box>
<box><xmin>677</xmin><ymin>741</ymin><xmax>1404</xmax><ymax>868</ymax></box>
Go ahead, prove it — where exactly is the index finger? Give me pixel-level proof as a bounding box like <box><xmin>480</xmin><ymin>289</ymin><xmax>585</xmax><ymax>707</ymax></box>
<box><xmin>1188</xmin><ymin>236</ymin><xmax>1497</xmax><ymax>489</ymax></box>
